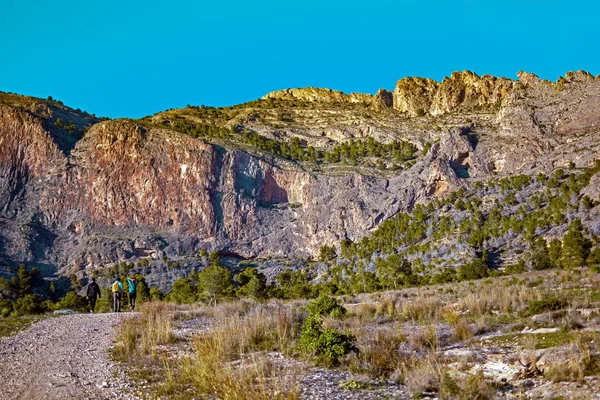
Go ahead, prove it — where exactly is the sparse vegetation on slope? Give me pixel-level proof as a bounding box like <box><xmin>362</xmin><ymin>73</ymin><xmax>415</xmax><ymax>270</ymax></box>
<box><xmin>113</xmin><ymin>267</ymin><xmax>600</xmax><ymax>399</ymax></box>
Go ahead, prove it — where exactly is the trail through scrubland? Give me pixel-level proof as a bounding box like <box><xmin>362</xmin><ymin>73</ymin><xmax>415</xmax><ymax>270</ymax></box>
<box><xmin>0</xmin><ymin>313</ymin><xmax>138</xmax><ymax>400</ymax></box>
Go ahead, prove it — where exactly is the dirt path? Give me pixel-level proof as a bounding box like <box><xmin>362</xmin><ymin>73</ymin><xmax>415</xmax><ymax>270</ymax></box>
<box><xmin>0</xmin><ymin>313</ymin><xmax>139</xmax><ymax>400</ymax></box>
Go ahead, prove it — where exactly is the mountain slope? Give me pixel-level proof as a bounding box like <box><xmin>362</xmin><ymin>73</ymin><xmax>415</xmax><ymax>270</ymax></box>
<box><xmin>0</xmin><ymin>70</ymin><xmax>599</xmax><ymax>288</ymax></box>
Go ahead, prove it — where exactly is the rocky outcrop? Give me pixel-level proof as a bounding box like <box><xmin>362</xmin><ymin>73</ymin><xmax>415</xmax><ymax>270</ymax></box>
<box><xmin>371</xmin><ymin>89</ymin><xmax>394</xmax><ymax>110</ymax></box>
<box><xmin>393</xmin><ymin>71</ymin><xmax>514</xmax><ymax>116</ymax></box>
<box><xmin>263</xmin><ymin>88</ymin><xmax>372</xmax><ymax>104</ymax></box>
<box><xmin>393</xmin><ymin>77</ymin><xmax>439</xmax><ymax>116</ymax></box>
<box><xmin>429</xmin><ymin>71</ymin><xmax>514</xmax><ymax>115</ymax></box>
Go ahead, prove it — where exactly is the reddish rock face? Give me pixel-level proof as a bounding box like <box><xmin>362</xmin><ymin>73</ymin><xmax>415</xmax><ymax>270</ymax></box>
<box><xmin>73</xmin><ymin>121</ymin><xmax>217</xmax><ymax>233</ymax></box>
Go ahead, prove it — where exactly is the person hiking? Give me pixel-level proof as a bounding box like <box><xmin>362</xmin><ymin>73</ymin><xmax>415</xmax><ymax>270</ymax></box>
<box><xmin>127</xmin><ymin>276</ymin><xmax>138</xmax><ymax>312</ymax></box>
<box><xmin>86</xmin><ymin>277</ymin><xmax>101</xmax><ymax>313</ymax></box>
<box><xmin>112</xmin><ymin>278</ymin><xmax>123</xmax><ymax>312</ymax></box>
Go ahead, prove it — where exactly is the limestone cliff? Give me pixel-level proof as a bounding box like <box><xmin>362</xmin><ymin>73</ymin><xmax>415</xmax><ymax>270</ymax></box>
<box><xmin>0</xmin><ymin>69</ymin><xmax>599</xmax><ymax>281</ymax></box>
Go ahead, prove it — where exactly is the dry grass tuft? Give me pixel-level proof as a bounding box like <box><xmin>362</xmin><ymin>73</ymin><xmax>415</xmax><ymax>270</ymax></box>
<box><xmin>350</xmin><ymin>303</ymin><xmax>377</xmax><ymax>320</ymax></box>
<box><xmin>402</xmin><ymin>356</ymin><xmax>443</xmax><ymax>396</ymax></box>
<box><xmin>376</xmin><ymin>295</ymin><xmax>398</xmax><ymax>318</ymax></box>
<box><xmin>355</xmin><ymin>327</ymin><xmax>407</xmax><ymax>378</ymax></box>
<box><xmin>441</xmin><ymin>307</ymin><xmax>461</xmax><ymax>325</ymax></box>
<box><xmin>410</xmin><ymin>325</ymin><xmax>439</xmax><ymax>351</ymax></box>
<box><xmin>545</xmin><ymin>334</ymin><xmax>600</xmax><ymax>382</ymax></box>
<box><xmin>402</xmin><ymin>296</ymin><xmax>441</xmax><ymax>322</ymax></box>
<box><xmin>113</xmin><ymin>301</ymin><xmax>176</xmax><ymax>358</ymax></box>
<box><xmin>459</xmin><ymin>285</ymin><xmax>540</xmax><ymax>317</ymax></box>
<box><xmin>455</xmin><ymin>371</ymin><xmax>495</xmax><ymax>399</ymax></box>
<box><xmin>452</xmin><ymin>319</ymin><xmax>474</xmax><ymax>342</ymax></box>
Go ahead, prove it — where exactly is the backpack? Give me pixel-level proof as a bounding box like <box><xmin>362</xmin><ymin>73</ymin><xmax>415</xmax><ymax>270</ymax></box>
<box><xmin>86</xmin><ymin>283</ymin><xmax>96</xmax><ymax>298</ymax></box>
<box><xmin>112</xmin><ymin>282</ymin><xmax>120</xmax><ymax>293</ymax></box>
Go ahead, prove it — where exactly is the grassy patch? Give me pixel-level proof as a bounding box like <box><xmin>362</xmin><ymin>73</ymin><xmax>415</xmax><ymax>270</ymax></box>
<box><xmin>0</xmin><ymin>314</ymin><xmax>47</xmax><ymax>338</ymax></box>
<box><xmin>112</xmin><ymin>302</ymin><xmax>178</xmax><ymax>359</ymax></box>
<box><xmin>481</xmin><ymin>331</ymin><xmax>575</xmax><ymax>349</ymax></box>
<box><xmin>563</xmin><ymin>288</ymin><xmax>600</xmax><ymax>303</ymax></box>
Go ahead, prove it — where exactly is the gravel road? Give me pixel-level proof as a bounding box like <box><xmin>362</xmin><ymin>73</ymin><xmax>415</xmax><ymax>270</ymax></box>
<box><xmin>0</xmin><ymin>313</ymin><xmax>139</xmax><ymax>400</ymax></box>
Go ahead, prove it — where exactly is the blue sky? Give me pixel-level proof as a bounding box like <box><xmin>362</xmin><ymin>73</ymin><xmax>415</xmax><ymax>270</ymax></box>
<box><xmin>1</xmin><ymin>0</ymin><xmax>599</xmax><ymax>118</ymax></box>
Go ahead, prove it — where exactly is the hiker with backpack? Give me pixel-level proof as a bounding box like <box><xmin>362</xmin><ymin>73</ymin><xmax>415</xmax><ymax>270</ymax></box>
<box><xmin>86</xmin><ymin>277</ymin><xmax>101</xmax><ymax>313</ymax></box>
<box><xmin>127</xmin><ymin>276</ymin><xmax>138</xmax><ymax>312</ymax></box>
<box><xmin>112</xmin><ymin>278</ymin><xmax>123</xmax><ymax>312</ymax></box>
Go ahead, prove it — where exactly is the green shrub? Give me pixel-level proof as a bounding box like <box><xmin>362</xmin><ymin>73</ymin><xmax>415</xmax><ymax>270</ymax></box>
<box><xmin>307</xmin><ymin>295</ymin><xmax>346</xmax><ymax>318</ymax></box>
<box><xmin>53</xmin><ymin>291</ymin><xmax>87</xmax><ymax>312</ymax></box>
<box><xmin>14</xmin><ymin>294</ymin><xmax>44</xmax><ymax>315</ymax></box>
<box><xmin>166</xmin><ymin>278</ymin><xmax>196</xmax><ymax>304</ymax></box>
<box><xmin>197</xmin><ymin>264</ymin><xmax>235</xmax><ymax>303</ymax></box>
<box><xmin>236</xmin><ymin>267</ymin><xmax>267</xmax><ymax>300</ymax></box>
<box><xmin>505</xmin><ymin>260</ymin><xmax>526</xmax><ymax>274</ymax></box>
<box><xmin>430</xmin><ymin>268</ymin><xmax>457</xmax><ymax>284</ymax></box>
<box><xmin>458</xmin><ymin>259</ymin><xmax>489</xmax><ymax>281</ymax></box>
<box><xmin>298</xmin><ymin>315</ymin><xmax>356</xmax><ymax>366</ymax></box>
<box><xmin>0</xmin><ymin>299</ymin><xmax>14</xmax><ymax>317</ymax></box>
<box><xmin>150</xmin><ymin>287</ymin><xmax>164</xmax><ymax>301</ymax></box>
<box><xmin>527</xmin><ymin>297</ymin><xmax>568</xmax><ymax>315</ymax></box>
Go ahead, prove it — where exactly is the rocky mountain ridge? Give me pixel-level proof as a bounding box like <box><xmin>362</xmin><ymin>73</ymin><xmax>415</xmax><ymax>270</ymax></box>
<box><xmin>0</xmin><ymin>70</ymin><xmax>599</xmax><ymax>288</ymax></box>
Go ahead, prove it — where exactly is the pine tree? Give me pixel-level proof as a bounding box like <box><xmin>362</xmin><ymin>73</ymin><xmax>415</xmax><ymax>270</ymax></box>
<box><xmin>209</xmin><ymin>251</ymin><xmax>220</xmax><ymax>267</ymax></box>
<box><xmin>548</xmin><ymin>239</ymin><xmax>562</xmax><ymax>267</ymax></box>
<box><xmin>375</xmin><ymin>255</ymin><xmax>412</xmax><ymax>290</ymax></box>
<box><xmin>560</xmin><ymin>220</ymin><xmax>591</xmax><ymax>268</ymax></box>
<box><xmin>236</xmin><ymin>267</ymin><xmax>267</xmax><ymax>300</ymax></box>
<box><xmin>531</xmin><ymin>238</ymin><xmax>552</xmax><ymax>270</ymax></box>
<box><xmin>197</xmin><ymin>264</ymin><xmax>234</xmax><ymax>304</ymax></box>
<box><xmin>17</xmin><ymin>265</ymin><xmax>32</xmax><ymax>297</ymax></box>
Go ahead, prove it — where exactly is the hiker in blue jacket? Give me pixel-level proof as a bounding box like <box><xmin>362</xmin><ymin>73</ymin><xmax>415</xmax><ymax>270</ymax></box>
<box><xmin>127</xmin><ymin>277</ymin><xmax>138</xmax><ymax>312</ymax></box>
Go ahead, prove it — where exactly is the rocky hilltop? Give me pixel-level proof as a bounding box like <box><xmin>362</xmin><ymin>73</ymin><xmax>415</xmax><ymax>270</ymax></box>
<box><xmin>0</xmin><ymin>70</ymin><xmax>599</xmax><ymax>288</ymax></box>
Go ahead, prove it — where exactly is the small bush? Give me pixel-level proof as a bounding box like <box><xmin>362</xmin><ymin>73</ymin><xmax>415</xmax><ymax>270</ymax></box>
<box><xmin>1</xmin><ymin>306</ymin><xmax>11</xmax><ymax>318</ymax></box>
<box><xmin>505</xmin><ymin>260</ymin><xmax>526</xmax><ymax>274</ymax></box>
<box><xmin>458</xmin><ymin>259</ymin><xmax>490</xmax><ymax>281</ymax></box>
<box><xmin>298</xmin><ymin>316</ymin><xmax>356</xmax><ymax>366</ymax></box>
<box><xmin>307</xmin><ymin>295</ymin><xmax>346</xmax><ymax>318</ymax></box>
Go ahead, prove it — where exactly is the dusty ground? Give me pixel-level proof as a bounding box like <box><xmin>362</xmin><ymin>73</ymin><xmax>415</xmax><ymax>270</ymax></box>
<box><xmin>0</xmin><ymin>313</ymin><xmax>139</xmax><ymax>400</ymax></box>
